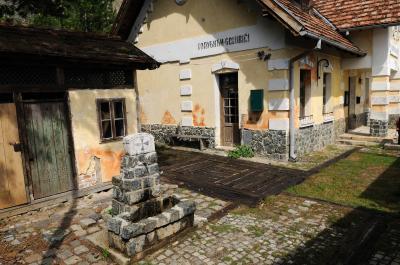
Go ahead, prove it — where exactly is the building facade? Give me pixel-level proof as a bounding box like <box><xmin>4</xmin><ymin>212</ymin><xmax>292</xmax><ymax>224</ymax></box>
<box><xmin>112</xmin><ymin>0</ymin><xmax>400</xmax><ymax>160</ymax></box>
<box><xmin>0</xmin><ymin>25</ymin><xmax>158</xmax><ymax>213</ymax></box>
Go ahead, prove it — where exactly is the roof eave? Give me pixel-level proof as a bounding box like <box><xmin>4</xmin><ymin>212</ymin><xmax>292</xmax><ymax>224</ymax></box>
<box><xmin>299</xmin><ymin>30</ymin><xmax>366</xmax><ymax>56</ymax></box>
<box><xmin>339</xmin><ymin>22</ymin><xmax>400</xmax><ymax>32</ymax></box>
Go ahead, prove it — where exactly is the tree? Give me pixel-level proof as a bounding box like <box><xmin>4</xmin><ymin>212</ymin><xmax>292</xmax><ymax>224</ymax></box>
<box><xmin>0</xmin><ymin>0</ymin><xmax>116</xmax><ymax>33</ymax></box>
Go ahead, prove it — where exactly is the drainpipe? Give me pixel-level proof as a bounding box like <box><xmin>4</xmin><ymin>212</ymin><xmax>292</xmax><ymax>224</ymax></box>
<box><xmin>134</xmin><ymin>70</ymin><xmax>142</xmax><ymax>133</ymax></box>
<box><xmin>288</xmin><ymin>40</ymin><xmax>322</xmax><ymax>161</ymax></box>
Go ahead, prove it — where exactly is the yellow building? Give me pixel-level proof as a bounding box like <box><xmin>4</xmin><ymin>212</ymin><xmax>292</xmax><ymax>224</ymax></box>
<box><xmin>113</xmin><ymin>0</ymin><xmax>400</xmax><ymax>160</ymax></box>
<box><xmin>0</xmin><ymin>25</ymin><xmax>158</xmax><ymax>213</ymax></box>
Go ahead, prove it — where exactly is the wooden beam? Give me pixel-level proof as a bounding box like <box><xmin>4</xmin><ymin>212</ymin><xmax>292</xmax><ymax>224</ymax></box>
<box><xmin>0</xmin><ymin>183</ymin><xmax>112</xmax><ymax>219</ymax></box>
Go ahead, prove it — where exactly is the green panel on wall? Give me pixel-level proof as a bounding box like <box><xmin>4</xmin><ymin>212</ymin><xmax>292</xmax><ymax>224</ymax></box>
<box><xmin>250</xmin><ymin>89</ymin><xmax>264</xmax><ymax>112</ymax></box>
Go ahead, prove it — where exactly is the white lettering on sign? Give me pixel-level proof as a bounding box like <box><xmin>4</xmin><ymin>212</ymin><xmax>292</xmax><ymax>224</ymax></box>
<box><xmin>141</xmin><ymin>19</ymin><xmax>285</xmax><ymax>63</ymax></box>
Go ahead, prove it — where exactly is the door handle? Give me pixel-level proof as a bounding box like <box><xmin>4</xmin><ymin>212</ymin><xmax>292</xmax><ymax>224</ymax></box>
<box><xmin>9</xmin><ymin>142</ymin><xmax>22</xmax><ymax>152</ymax></box>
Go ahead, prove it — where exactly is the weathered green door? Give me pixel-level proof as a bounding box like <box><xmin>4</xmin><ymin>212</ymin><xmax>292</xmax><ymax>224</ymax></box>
<box><xmin>23</xmin><ymin>101</ymin><xmax>74</xmax><ymax>199</ymax></box>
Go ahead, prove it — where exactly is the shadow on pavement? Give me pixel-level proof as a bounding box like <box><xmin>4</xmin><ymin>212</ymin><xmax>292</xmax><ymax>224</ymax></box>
<box><xmin>277</xmin><ymin>156</ymin><xmax>400</xmax><ymax>265</ymax></box>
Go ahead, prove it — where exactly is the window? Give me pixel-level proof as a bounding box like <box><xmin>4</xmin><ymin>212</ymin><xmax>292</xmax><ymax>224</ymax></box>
<box><xmin>344</xmin><ymin>91</ymin><xmax>350</xmax><ymax>106</ymax></box>
<box><xmin>364</xmin><ymin>78</ymin><xmax>370</xmax><ymax>106</ymax></box>
<box><xmin>97</xmin><ymin>99</ymin><xmax>127</xmax><ymax>141</ymax></box>
<box><xmin>322</xmin><ymin>73</ymin><xmax>332</xmax><ymax>114</ymax></box>
<box><xmin>300</xmin><ymin>69</ymin><xmax>311</xmax><ymax>118</ymax></box>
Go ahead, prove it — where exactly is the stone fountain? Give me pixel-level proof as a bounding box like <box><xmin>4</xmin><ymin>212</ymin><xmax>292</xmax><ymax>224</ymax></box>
<box><xmin>107</xmin><ymin>133</ymin><xmax>196</xmax><ymax>261</ymax></box>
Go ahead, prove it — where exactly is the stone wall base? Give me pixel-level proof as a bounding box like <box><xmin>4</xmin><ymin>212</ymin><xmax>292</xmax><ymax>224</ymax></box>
<box><xmin>141</xmin><ymin>124</ymin><xmax>216</xmax><ymax>148</ymax></box>
<box><xmin>242</xmin><ymin>129</ymin><xmax>288</xmax><ymax>160</ymax></box>
<box><xmin>370</xmin><ymin>119</ymin><xmax>388</xmax><ymax>137</ymax></box>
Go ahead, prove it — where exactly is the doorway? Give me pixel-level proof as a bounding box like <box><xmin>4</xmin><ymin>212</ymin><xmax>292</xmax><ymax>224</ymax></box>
<box><xmin>348</xmin><ymin>77</ymin><xmax>357</xmax><ymax>130</ymax></box>
<box><xmin>219</xmin><ymin>73</ymin><xmax>240</xmax><ymax>147</ymax></box>
<box><xmin>21</xmin><ymin>93</ymin><xmax>74</xmax><ymax>199</ymax></box>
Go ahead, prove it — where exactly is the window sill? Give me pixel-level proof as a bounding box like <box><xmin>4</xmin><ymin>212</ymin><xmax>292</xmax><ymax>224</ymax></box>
<box><xmin>299</xmin><ymin>122</ymin><xmax>315</xmax><ymax>128</ymax></box>
<box><xmin>323</xmin><ymin>116</ymin><xmax>335</xmax><ymax>123</ymax></box>
<box><xmin>323</xmin><ymin>112</ymin><xmax>335</xmax><ymax>123</ymax></box>
<box><xmin>299</xmin><ymin>115</ymin><xmax>314</xmax><ymax>128</ymax></box>
<box><xmin>99</xmin><ymin>137</ymin><xmax>124</xmax><ymax>144</ymax></box>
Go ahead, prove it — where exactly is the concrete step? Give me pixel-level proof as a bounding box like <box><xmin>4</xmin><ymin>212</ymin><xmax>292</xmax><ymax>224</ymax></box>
<box><xmin>384</xmin><ymin>143</ymin><xmax>400</xmax><ymax>150</ymax></box>
<box><xmin>339</xmin><ymin>133</ymin><xmax>382</xmax><ymax>143</ymax></box>
<box><xmin>336</xmin><ymin>139</ymin><xmax>381</xmax><ymax>147</ymax></box>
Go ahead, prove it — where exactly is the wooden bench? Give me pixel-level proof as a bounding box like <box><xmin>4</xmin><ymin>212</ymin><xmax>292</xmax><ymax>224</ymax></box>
<box><xmin>170</xmin><ymin>134</ymin><xmax>209</xmax><ymax>150</ymax></box>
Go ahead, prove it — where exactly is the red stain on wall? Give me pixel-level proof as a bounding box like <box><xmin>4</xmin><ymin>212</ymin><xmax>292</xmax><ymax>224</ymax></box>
<box><xmin>140</xmin><ymin>109</ymin><xmax>148</xmax><ymax>124</ymax></box>
<box><xmin>78</xmin><ymin>148</ymin><xmax>125</xmax><ymax>183</ymax></box>
<box><xmin>161</xmin><ymin>111</ymin><xmax>177</xmax><ymax>125</ymax></box>
<box><xmin>193</xmin><ymin>104</ymin><xmax>206</xmax><ymax>126</ymax></box>
<box><xmin>243</xmin><ymin>111</ymin><xmax>289</xmax><ymax>130</ymax></box>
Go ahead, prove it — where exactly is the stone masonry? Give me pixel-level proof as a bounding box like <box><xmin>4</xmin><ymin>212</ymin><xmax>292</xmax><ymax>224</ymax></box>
<box><xmin>242</xmin><ymin>129</ymin><xmax>289</xmax><ymax>160</ymax></box>
<box><xmin>370</xmin><ymin>119</ymin><xmax>389</xmax><ymax>137</ymax></box>
<box><xmin>389</xmin><ymin>114</ymin><xmax>400</xmax><ymax>129</ymax></box>
<box><xmin>141</xmin><ymin>124</ymin><xmax>216</xmax><ymax>148</ymax></box>
<box><xmin>107</xmin><ymin>133</ymin><xmax>196</xmax><ymax>260</ymax></box>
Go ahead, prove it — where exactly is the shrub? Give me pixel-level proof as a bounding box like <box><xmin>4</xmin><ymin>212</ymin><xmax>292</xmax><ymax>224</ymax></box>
<box><xmin>228</xmin><ymin>145</ymin><xmax>254</xmax><ymax>159</ymax></box>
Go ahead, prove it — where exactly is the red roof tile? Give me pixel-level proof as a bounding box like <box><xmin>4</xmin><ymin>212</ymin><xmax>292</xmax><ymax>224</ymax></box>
<box><xmin>259</xmin><ymin>0</ymin><xmax>363</xmax><ymax>54</ymax></box>
<box><xmin>313</xmin><ymin>0</ymin><xmax>400</xmax><ymax>30</ymax></box>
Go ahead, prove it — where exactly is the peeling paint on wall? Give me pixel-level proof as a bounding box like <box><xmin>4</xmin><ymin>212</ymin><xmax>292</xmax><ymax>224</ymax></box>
<box><xmin>193</xmin><ymin>104</ymin><xmax>206</xmax><ymax>126</ymax></box>
<box><xmin>161</xmin><ymin>111</ymin><xmax>177</xmax><ymax>125</ymax></box>
<box><xmin>243</xmin><ymin>111</ymin><xmax>290</xmax><ymax>130</ymax></box>
<box><xmin>78</xmin><ymin>148</ymin><xmax>125</xmax><ymax>184</ymax></box>
<box><xmin>140</xmin><ymin>109</ymin><xmax>148</xmax><ymax>124</ymax></box>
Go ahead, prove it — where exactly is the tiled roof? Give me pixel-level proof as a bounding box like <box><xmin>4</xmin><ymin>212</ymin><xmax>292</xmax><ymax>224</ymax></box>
<box><xmin>314</xmin><ymin>0</ymin><xmax>400</xmax><ymax>30</ymax></box>
<box><xmin>259</xmin><ymin>0</ymin><xmax>363</xmax><ymax>54</ymax></box>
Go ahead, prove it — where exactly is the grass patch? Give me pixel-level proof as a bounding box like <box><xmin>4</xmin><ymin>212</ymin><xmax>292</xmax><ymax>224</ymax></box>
<box><xmin>247</xmin><ymin>225</ymin><xmax>264</xmax><ymax>237</ymax></box>
<box><xmin>209</xmin><ymin>224</ymin><xmax>239</xmax><ymax>233</ymax></box>
<box><xmin>288</xmin><ymin>149</ymin><xmax>400</xmax><ymax>213</ymax></box>
<box><xmin>102</xmin><ymin>248</ymin><xmax>110</xmax><ymax>258</ymax></box>
<box><xmin>231</xmin><ymin>196</ymin><xmax>279</xmax><ymax>218</ymax></box>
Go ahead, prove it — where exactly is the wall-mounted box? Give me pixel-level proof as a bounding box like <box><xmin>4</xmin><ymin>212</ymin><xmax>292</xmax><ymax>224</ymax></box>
<box><xmin>250</xmin><ymin>89</ymin><xmax>264</xmax><ymax>112</ymax></box>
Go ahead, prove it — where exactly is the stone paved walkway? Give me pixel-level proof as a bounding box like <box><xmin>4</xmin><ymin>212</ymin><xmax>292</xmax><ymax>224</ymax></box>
<box><xmin>1</xmin><ymin>186</ymin><xmax>398</xmax><ymax>265</ymax></box>
<box><xmin>140</xmin><ymin>195</ymin><xmax>379</xmax><ymax>265</ymax></box>
<box><xmin>0</xmin><ymin>187</ymin><xmax>228</xmax><ymax>265</ymax></box>
<box><xmin>368</xmin><ymin>220</ymin><xmax>400</xmax><ymax>265</ymax></box>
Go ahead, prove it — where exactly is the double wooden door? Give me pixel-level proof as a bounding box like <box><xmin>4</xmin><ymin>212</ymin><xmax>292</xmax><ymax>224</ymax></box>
<box><xmin>220</xmin><ymin>73</ymin><xmax>240</xmax><ymax>147</ymax></box>
<box><xmin>22</xmin><ymin>100</ymin><xmax>74</xmax><ymax>199</ymax></box>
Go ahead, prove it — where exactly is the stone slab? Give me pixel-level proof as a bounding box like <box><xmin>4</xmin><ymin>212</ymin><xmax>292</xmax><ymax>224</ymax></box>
<box><xmin>123</xmin><ymin>133</ymin><xmax>155</xmax><ymax>156</ymax></box>
<box><xmin>87</xmin><ymin>230</ymin><xmax>130</xmax><ymax>265</ymax></box>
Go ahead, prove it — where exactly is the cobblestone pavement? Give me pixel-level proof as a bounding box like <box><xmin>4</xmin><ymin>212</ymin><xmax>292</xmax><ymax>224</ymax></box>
<box><xmin>0</xmin><ymin>187</ymin><xmax>228</xmax><ymax>265</ymax></box>
<box><xmin>1</xmin><ymin>186</ymin><xmax>398</xmax><ymax>265</ymax></box>
<box><xmin>140</xmin><ymin>195</ymin><xmax>374</xmax><ymax>265</ymax></box>
<box><xmin>368</xmin><ymin>220</ymin><xmax>400</xmax><ymax>265</ymax></box>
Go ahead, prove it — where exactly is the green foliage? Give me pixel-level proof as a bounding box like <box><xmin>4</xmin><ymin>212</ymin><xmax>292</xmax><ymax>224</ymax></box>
<box><xmin>228</xmin><ymin>145</ymin><xmax>255</xmax><ymax>159</ymax></box>
<box><xmin>102</xmin><ymin>248</ymin><xmax>110</xmax><ymax>258</ymax></box>
<box><xmin>0</xmin><ymin>0</ymin><xmax>116</xmax><ymax>33</ymax></box>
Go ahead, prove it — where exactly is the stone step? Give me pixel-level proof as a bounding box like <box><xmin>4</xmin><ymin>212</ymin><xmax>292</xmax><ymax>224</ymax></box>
<box><xmin>339</xmin><ymin>133</ymin><xmax>382</xmax><ymax>143</ymax></box>
<box><xmin>384</xmin><ymin>143</ymin><xmax>400</xmax><ymax>150</ymax></box>
<box><xmin>336</xmin><ymin>139</ymin><xmax>381</xmax><ymax>147</ymax></box>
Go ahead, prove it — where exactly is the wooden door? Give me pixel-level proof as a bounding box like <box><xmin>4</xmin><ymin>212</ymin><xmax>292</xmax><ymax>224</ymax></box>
<box><xmin>348</xmin><ymin>77</ymin><xmax>357</xmax><ymax>130</ymax></box>
<box><xmin>23</xmin><ymin>101</ymin><xmax>74</xmax><ymax>199</ymax></box>
<box><xmin>220</xmin><ymin>73</ymin><xmax>240</xmax><ymax>146</ymax></box>
<box><xmin>0</xmin><ymin>103</ymin><xmax>28</xmax><ymax>209</ymax></box>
